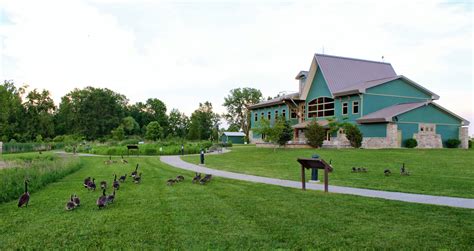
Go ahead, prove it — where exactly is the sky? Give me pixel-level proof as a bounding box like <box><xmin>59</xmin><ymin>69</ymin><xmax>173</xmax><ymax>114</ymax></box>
<box><xmin>0</xmin><ymin>0</ymin><xmax>472</xmax><ymax>133</ymax></box>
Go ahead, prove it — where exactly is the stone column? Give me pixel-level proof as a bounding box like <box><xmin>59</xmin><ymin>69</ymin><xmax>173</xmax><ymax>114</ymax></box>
<box><xmin>459</xmin><ymin>127</ymin><xmax>469</xmax><ymax>149</ymax></box>
<box><xmin>386</xmin><ymin>123</ymin><xmax>399</xmax><ymax>148</ymax></box>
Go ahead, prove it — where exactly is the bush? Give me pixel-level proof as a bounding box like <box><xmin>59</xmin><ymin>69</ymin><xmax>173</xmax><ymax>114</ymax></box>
<box><xmin>144</xmin><ymin>148</ymin><xmax>157</xmax><ymax>155</ymax></box>
<box><xmin>342</xmin><ymin>123</ymin><xmax>363</xmax><ymax>148</ymax></box>
<box><xmin>405</xmin><ymin>138</ymin><xmax>418</xmax><ymax>148</ymax></box>
<box><xmin>446</xmin><ymin>139</ymin><xmax>461</xmax><ymax>148</ymax></box>
<box><xmin>469</xmin><ymin>140</ymin><xmax>473</xmax><ymax>149</ymax></box>
<box><xmin>305</xmin><ymin>121</ymin><xmax>326</xmax><ymax>148</ymax></box>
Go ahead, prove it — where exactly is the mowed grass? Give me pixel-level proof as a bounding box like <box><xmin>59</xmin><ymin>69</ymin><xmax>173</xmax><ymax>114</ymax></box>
<box><xmin>0</xmin><ymin>155</ymin><xmax>473</xmax><ymax>249</ymax></box>
<box><xmin>183</xmin><ymin>146</ymin><xmax>474</xmax><ymax>198</ymax></box>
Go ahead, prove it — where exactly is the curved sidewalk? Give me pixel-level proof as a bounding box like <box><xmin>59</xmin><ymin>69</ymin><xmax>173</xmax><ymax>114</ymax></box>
<box><xmin>161</xmin><ymin>155</ymin><xmax>474</xmax><ymax>209</ymax></box>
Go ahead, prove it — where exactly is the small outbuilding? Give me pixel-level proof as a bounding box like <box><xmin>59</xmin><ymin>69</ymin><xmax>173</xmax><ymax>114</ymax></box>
<box><xmin>220</xmin><ymin>132</ymin><xmax>246</xmax><ymax>144</ymax></box>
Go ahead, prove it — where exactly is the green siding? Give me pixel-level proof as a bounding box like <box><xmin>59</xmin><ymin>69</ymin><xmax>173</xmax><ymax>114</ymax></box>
<box><xmin>334</xmin><ymin>95</ymin><xmax>361</xmax><ymax>122</ymax></box>
<box><xmin>250</xmin><ymin>104</ymin><xmax>289</xmax><ymax>128</ymax></box>
<box><xmin>397</xmin><ymin>123</ymin><xmax>418</xmax><ymax>147</ymax></box>
<box><xmin>359</xmin><ymin>124</ymin><xmax>387</xmax><ymax>137</ymax></box>
<box><xmin>228</xmin><ymin>136</ymin><xmax>244</xmax><ymax>144</ymax></box>
<box><xmin>305</xmin><ymin>68</ymin><xmax>332</xmax><ymax>120</ymax></box>
<box><xmin>363</xmin><ymin>95</ymin><xmax>429</xmax><ymax>115</ymax></box>
<box><xmin>436</xmin><ymin>125</ymin><xmax>459</xmax><ymax>147</ymax></box>
<box><xmin>366</xmin><ymin>79</ymin><xmax>432</xmax><ymax>99</ymax></box>
<box><xmin>397</xmin><ymin>104</ymin><xmax>462</xmax><ymax>125</ymax></box>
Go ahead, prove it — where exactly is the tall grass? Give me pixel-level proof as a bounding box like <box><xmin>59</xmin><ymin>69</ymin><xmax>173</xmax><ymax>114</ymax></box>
<box><xmin>0</xmin><ymin>155</ymin><xmax>83</xmax><ymax>204</ymax></box>
<box><xmin>66</xmin><ymin>141</ymin><xmax>214</xmax><ymax>156</ymax></box>
<box><xmin>2</xmin><ymin>142</ymin><xmax>66</xmax><ymax>154</ymax></box>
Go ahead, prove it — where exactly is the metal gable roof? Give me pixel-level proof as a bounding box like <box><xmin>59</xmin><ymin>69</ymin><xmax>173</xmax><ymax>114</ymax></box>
<box><xmin>222</xmin><ymin>132</ymin><xmax>246</xmax><ymax>137</ymax></box>
<box><xmin>357</xmin><ymin>101</ymin><xmax>470</xmax><ymax>125</ymax></box>
<box><xmin>315</xmin><ymin>54</ymin><xmax>398</xmax><ymax>94</ymax></box>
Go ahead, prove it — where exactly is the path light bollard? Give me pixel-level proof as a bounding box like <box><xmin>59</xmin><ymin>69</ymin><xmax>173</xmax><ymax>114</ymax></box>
<box><xmin>0</xmin><ymin>141</ymin><xmax>3</xmax><ymax>155</ymax></box>
<box><xmin>200</xmin><ymin>149</ymin><xmax>205</xmax><ymax>165</ymax></box>
<box><xmin>181</xmin><ymin>144</ymin><xmax>184</xmax><ymax>155</ymax></box>
<box><xmin>311</xmin><ymin>154</ymin><xmax>320</xmax><ymax>182</ymax></box>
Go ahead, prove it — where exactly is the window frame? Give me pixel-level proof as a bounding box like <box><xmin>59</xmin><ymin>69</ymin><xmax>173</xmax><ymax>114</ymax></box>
<box><xmin>342</xmin><ymin>102</ymin><xmax>348</xmax><ymax>115</ymax></box>
<box><xmin>267</xmin><ymin>111</ymin><xmax>271</xmax><ymax>120</ymax></box>
<box><xmin>254</xmin><ymin>112</ymin><xmax>258</xmax><ymax>122</ymax></box>
<box><xmin>352</xmin><ymin>101</ymin><xmax>359</xmax><ymax>114</ymax></box>
<box><xmin>307</xmin><ymin>97</ymin><xmax>335</xmax><ymax>118</ymax></box>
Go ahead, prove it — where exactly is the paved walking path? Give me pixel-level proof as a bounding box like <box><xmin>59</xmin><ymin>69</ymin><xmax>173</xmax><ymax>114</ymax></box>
<box><xmin>161</xmin><ymin>155</ymin><xmax>474</xmax><ymax>209</ymax></box>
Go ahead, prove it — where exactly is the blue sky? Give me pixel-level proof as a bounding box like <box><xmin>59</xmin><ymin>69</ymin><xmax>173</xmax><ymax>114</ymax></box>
<box><xmin>0</xmin><ymin>0</ymin><xmax>472</xmax><ymax>133</ymax></box>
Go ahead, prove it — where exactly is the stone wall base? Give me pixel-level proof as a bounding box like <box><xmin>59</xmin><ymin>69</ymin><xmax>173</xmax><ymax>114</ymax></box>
<box><xmin>414</xmin><ymin>133</ymin><xmax>442</xmax><ymax>148</ymax></box>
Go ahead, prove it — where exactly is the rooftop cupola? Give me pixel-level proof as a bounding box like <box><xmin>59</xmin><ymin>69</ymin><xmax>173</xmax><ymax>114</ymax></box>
<box><xmin>295</xmin><ymin>71</ymin><xmax>308</xmax><ymax>95</ymax></box>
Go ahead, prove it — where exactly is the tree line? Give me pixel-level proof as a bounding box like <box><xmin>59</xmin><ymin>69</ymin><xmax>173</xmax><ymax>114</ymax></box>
<box><xmin>0</xmin><ymin>80</ymin><xmax>263</xmax><ymax>143</ymax></box>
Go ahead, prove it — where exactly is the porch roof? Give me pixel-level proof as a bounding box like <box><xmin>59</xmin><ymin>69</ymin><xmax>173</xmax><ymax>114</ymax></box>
<box><xmin>292</xmin><ymin>120</ymin><xmax>329</xmax><ymax>129</ymax></box>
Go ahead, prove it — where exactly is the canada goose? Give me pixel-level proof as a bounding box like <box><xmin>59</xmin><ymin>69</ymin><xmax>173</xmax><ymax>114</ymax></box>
<box><xmin>192</xmin><ymin>173</ymin><xmax>201</xmax><ymax>184</ymax></box>
<box><xmin>361</xmin><ymin>168</ymin><xmax>367</xmax><ymax>172</ymax></box>
<box><xmin>121</xmin><ymin>155</ymin><xmax>128</xmax><ymax>164</ymax></box>
<box><xmin>104</xmin><ymin>155</ymin><xmax>113</xmax><ymax>165</ymax></box>
<box><xmin>65</xmin><ymin>195</ymin><xmax>76</xmax><ymax>211</ymax></box>
<box><xmin>112</xmin><ymin>174</ymin><xmax>120</xmax><ymax>190</ymax></box>
<box><xmin>107</xmin><ymin>189</ymin><xmax>116</xmax><ymax>204</ymax></box>
<box><xmin>83</xmin><ymin>177</ymin><xmax>91</xmax><ymax>188</ymax></box>
<box><xmin>73</xmin><ymin>194</ymin><xmax>80</xmax><ymax>207</ymax></box>
<box><xmin>384</xmin><ymin>169</ymin><xmax>391</xmax><ymax>176</ymax></box>
<box><xmin>88</xmin><ymin>178</ymin><xmax>96</xmax><ymax>191</ymax></box>
<box><xmin>100</xmin><ymin>181</ymin><xmax>107</xmax><ymax>190</ymax></box>
<box><xmin>357</xmin><ymin>167</ymin><xmax>362</xmax><ymax>172</ymax></box>
<box><xmin>119</xmin><ymin>174</ymin><xmax>127</xmax><ymax>183</ymax></box>
<box><xmin>351</xmin><ymin>167</ymin><xmax>357</xmax><ymax>172</ymax></box>
<box><xmin>176</xmin><ymin>175</ymin><xmax>184</xmax><ymax>182</ymax></box>
<box><xmin>133</xmin><ymin>173</ymin><xmax>142</xmax><ymax>184</ymax></box>
<box><xmin>167</xmin><ymin>179</ymin><xmax>177</xmax><ymax>186</ymax></box>
<box><xmin>131</xmin><ymin>164</ymin><xmax>139</xmax><ymax>178</ymax></box>
<box><xmin>18</xmin><ymin>179</ymin><xmax>30</xmax><ymax>208</ymax></box>
<box><xmin>97</xmin><ymin>189</ymin><xmax>107</xmax><ymax>209</ymax></box>
<box><xmin>200</xmin><ymin>174</ymin><xmax>212</xmax><ymax>185</ymax></box>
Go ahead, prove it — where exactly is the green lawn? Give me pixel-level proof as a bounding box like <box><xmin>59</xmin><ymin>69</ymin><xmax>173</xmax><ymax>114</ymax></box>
<box><xmin>0</xmin><ymin>153</ymin><xmax>473</xmax><ymax>249</ymax></box>
<box><xmin>182</xmin><ymin>146</ymin><xmax>474</xmax><ymax>198</ymax></box>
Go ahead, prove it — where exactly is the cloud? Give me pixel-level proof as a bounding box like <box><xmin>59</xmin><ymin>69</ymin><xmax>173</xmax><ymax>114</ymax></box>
<box><xmin>0</xmin><ymin>0</ymin><xmax>472</xmax><ymax>132</ymax></box>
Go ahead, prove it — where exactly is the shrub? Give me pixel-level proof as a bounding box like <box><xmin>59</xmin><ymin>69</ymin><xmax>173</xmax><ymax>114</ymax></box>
<box><xmin>342</xmin><ymin>123</ymin><xmax>363</xmax><ymax>148</ymax></box>
<box><xmin>305</xmin><ymin>121</ymin><xmax>325</xmax><ymax>148</ymax></box>
<box><xmin>144</xmin><ymin>148</ymin><xmax>157</xmax><ymax>155</ymax></box>
<box><xmin>446</xmin><ymin>139</ymin><xmax>461</xmax><ymax>148</ymax></box>
<box><xmin>277</xmin><ymin>120</ymin><xmax>293</xmax><ymax>146</ymax></box>
<box><xmin>469</xmin><ymin>140</ymin><xmax>473</xmax><ymax>149</ymax></box>
<box><xmin>405</xmin><ymin>138</ymin><xmax>418</xmax><ymax>148</ymax></box>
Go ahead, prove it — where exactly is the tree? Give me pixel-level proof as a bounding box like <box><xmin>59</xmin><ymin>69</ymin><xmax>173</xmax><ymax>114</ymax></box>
<box><xmin>55</xmin><ymin>87</ymin><xmax>128</xmax><ymax>140</ymax></box>
<box><xmin>253</xmin><ymin>117</ymin><xmax>291</xmax><ymax>149</ymax></box>
<box><xmin>121</xmin><ymin>116</ymin><xmax>140</xmax><ymax>135</ymax></box>
<box><xmin>342</xmin><ymin>123</ymin><xmax>363</xmax><ymax>148</ymax></box>
<box><xmin>23</xmin><ymin>89</ymin><xmax>56</xmax><ymax>141</ymax></box>
<box><xmin>226</xmin><ymin>123</ymin><xmax>240</xmax><ymax>132</ymax></box>
<box><xmin>188</xmin><ymin>102</ymin><xmax>220</xmax><ymax>140</ymax></box>
<box><xmin>305</xmin><ymin>121</ymin><xmax>326</xmax><ymax>148</ymax></box>
<box><xmin>145</xmin><ymin>121</ymin><xmax>163</xmax><ymax>141</ymax></box>
<box><xmin>223</xmin><ymin>88</ymin><xmax>262</xmax><ymax>141</ymax></box>
<box><xmin>168</xmin><ymin>108</ymin><xmax>189</xmax><ymax>138</ymax></box>
<box><xmin>111</xmin><ymin>126</ymin><xmax>125</xmax><ymax>141</ymax></box>
<box><xmin>0</xmin><ymin>80</ymin><xmax>26</xmax><ymax>142</ymax></box>
<box><xmin>277</xmin><ymin>120</ymin><xmax>293</xmax><ymax>146</ymax></box>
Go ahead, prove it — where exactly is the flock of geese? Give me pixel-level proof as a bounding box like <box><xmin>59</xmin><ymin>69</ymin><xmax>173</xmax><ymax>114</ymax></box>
<box><xmin>17</xmin><ymin>159</ymin><xmax>214</xmax><ymax>210</ymax></box>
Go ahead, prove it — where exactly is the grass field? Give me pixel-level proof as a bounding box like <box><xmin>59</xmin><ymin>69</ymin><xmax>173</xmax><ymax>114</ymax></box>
<box><xmin>182</xmin><ymin>146</ymin><xmax>474</xmax><ymax>198</ymax></box>
<box><xmin>0</xmin><ymin>153</ymin><xmax>473</xmax><ymax>249</ymax></box>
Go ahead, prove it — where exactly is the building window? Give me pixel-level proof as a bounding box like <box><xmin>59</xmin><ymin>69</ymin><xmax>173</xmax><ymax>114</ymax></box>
<box><xmin>282</xmin><ymin>109</ymin><xmax>286</xmax><ymax>118</ymax></box>
<box><xmin>308</xmin><ymin>97</ymin><xmax>335</xmax><ymax>118</ymax></box>
<box><xmin>291</xmin><ymin>109</ymin><xmax>297</xmax><ymax>118</ymax></box>
<box><xmin>254</xmin><ymin>112</ymin><xmax>258</xmax><ymax>122</ymax></box>
<box><xmin>261</xmin><ymin>112</ymin><xmax>264</xmax><ymax>119</ymax></box>
<box><xmin>419</xmin><ymin>123</ymin><xmax>435</xmax><ymax>134</ymax></box>
<box><xmin>303</xmin><ymin>105</ymin><xmax>306</xmax><ymax>117</ymax></box>
<box><xmin>267</xmin><ymin>111</ymin><xmax>271</xmax><ymax>120</ymax></box>
<box><xmin>352</xmin><ymin>101</ymin><xmax>359</xmax><ymax>114</ymax></box>
<box><xmin>342</xmin><ymin>102</ymin><xmax>348</xmax><ymax>115</ymax></box>
<box><xmin>275</xmin><ymin>110</ymin><xmax>278</xmax><ymax>119</ymax></box>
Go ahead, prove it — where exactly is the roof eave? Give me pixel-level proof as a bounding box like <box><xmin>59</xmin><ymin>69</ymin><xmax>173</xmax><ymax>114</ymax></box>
<box><xmin>356</xmin><ymin>118</ymin><xmax>390</xmax><ymax>124</ymax></box>
<box><xmin>333</xmin><ymin>90</ymin><xmax>361</xmax><ymax>97</ymax></box>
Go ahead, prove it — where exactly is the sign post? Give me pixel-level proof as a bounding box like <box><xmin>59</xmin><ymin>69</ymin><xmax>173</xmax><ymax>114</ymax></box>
<box><xmin>297</xmin><ymin>158</ymin><xmax>333</xmax><ymax>192</ymax></box>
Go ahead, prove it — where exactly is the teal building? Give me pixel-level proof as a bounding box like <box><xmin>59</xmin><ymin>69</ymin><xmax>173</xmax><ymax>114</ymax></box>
<box><xmin>249</xmin><ymin>54</ymin><xmax>469</xmax><ymax>149</ymax></box>
<box><xmin>220</xmin><ymin>132</ymin><xmax>245</xmax><ymax>144</ymax></box>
